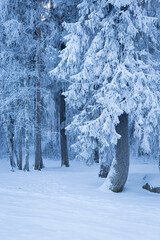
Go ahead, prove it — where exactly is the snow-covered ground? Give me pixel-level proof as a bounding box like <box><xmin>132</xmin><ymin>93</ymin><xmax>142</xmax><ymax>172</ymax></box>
<box><xmin>0</xmin><ymin>158</ymin><xmax>160</xmax><ymax>240</ymax></box>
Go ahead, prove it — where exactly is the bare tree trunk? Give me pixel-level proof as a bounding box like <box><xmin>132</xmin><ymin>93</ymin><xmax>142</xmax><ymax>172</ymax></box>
<box><xmin>18</xmin><ymin>127</ymin><xmax>22</xmax><ymax>170</ymax></box>
<box><xmin>60</xmin><ymin>90</ymin><xmax>69</xmax><ymax>167</ymax></box>
<box><xmin>105</xmin><ymin>113</ymin><xmax>129</xmax><ymax>192</ymax></box>
<box><xmin>23</xmin><ymin>53</ymin><xmax>30</xmax><ymax>171</ymax></box>
<box><xmin>19</xmin><ymin>14</ymin><xmax>30</xmax><ymax>172</ymax></box>
<box><xmin>23</xmin><ymin>90</ymin><xmax>30</xmax><ymax>171</ymax></box>
<box><xmin>14</xmin><ymin>126</ymin><xmax>22</xmax><ymax>170</ymax></box>
<box><xmin>34</xmin><ymin>0</ymin><xmax>43</xmax><ymax>170</ymax></box>
<box><xmin>14</xmin><ymin>138</ymin><xmax>19</xmax><ymax>168</ymax></box>
<box><xmin>94</xmin><ymin>138</ymin><xmax>99</xmax><ymax>163</ymax></box>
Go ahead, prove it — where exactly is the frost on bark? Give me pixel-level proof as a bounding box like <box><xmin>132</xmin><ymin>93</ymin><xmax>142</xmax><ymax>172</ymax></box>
<box><xmin>106</xmin><ymin>113</ymin><xmax>129</xmax><ymax>192</ymax></box>
<box><xmin>60</xmin><ymin>91</ymin><xmax>69</xmax><ymax>167</ymax></box>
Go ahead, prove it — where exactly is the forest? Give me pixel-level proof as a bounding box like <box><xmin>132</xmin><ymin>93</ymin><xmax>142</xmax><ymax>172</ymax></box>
<box><xmin>0</xmin><ymin>1</ymin><xmax>160</xmax><ymax>239</ymax></box>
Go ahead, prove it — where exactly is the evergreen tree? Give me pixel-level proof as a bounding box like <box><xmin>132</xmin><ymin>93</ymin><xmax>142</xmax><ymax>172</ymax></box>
<box><xmin>50</xmin><ymin>0</ymin><xmax>80</xmax><ymax>167</ymax></box>
<box><xmin>54</xmin><ymin>0</ymin><xmax>160</xmax><ymax>191</ymax></box>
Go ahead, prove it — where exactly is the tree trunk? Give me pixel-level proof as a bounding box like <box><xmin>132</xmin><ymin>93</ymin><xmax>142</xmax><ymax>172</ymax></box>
<box><xmin>60</xmin><ymin>90</ymin><xmax>69</xmax><ymax>167</ymax></box>
<box><xmin>18</xmin><ymin>127</ymin><xmax>22</xmax><ymax>170</ymax></box>
<box><xmin>94</xmin><ymin>138</ymin><xmax>99</xmax><ymax>163</ymax></box>
<box><xmin>99</xmin><ymin>145</ymin><xmax>113</xmax><ymax>178</ymax></box>
<box><xmin>14</xmin><ymin>138</ymin><xmax>19</xmax><ymax>169</ymax></box>
<box><xmin>23</xmin><ymin>89</ymin><xmax>30</xmax><ymax>172</ymax></box>
<box><xmin>2</xmin><ymin>111</ymin><xmax>15</xmax><ymax>170</ymax></box>
<box><xmin>106</xmin><ymin>113</ymin><xmax>129</xmax><ymax>192</ymax></box>
<box><xmin>34</xmin><ymin>0</ymin><xmax>43</xmax><ymax>170</ymax></box>
<box><xmin>20</xmin><ymin>16</ymin><xmax>30</xmax><ymax>172</ymax></box>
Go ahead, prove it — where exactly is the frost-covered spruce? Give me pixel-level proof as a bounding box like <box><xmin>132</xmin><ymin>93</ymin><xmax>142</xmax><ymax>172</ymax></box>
<box><xmin>54</xmin><ymin>0</ymin><xmax>160</xmax><ymax>191</ymax></box>
<box><xmin>0</xmin><ymin>0</ymin><xmax>48</xmax><ymax>170</ymax></box>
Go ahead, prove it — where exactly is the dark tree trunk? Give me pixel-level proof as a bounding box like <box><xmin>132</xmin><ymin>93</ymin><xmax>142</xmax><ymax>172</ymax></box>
<box><xmin>99</xmin><ymin>163</ymin><xmax>110</xmax><ymax>178</ymax></box>
<box><xmin>10</xmin><ymin>134</ymin><xmax>14</xmax><ymax>168</ymax></box>
<box><xmin>9</xmin><ymin>116</ymin><xmax>16</xmax><ymax>169</ymax></box>
<box><xmin>60</xmin><ymin>91</ymin><xmax>69</xmax><ymax>167</ymax></box>
<box><xmin>94</xmin><ymin>148</ymin><xmax>99</xmax><ymax>163</ymax></box>
<box><xmin>14</xmin><ymin>137</ymin><xmax>19</xmax><ymax>169</ymax></box>
<box><xmin>106</xmin><ymin>113</ymin><xmax>129</xmax><ymax>192</ymax></box>
<box><xmin>34</xmin><ymin>0</ymin><xmax>43</xmax><ymax>170</ymax></box>
<box><xmin>94</xmin><ymin>138</ymin><xmax>99</xmax><ymax>163</ymax></box>
<box><xmin>18</xmin><ymin>127</ymin><xmax>22</xmax><ymax>170</ymax></box>
<box><xmin>99</xmin><ymin>145</ymin><xmax>113</xmax><ymax>178</ymax></box>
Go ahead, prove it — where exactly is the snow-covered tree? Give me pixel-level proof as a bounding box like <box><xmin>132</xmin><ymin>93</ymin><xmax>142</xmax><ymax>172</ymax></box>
<box><xmin>0</xmin><ymin>0</ymin><xmax>49</xmax><ymax>170</ymax></box>
<box><xmin>50</xmin><ymin>0</ymin><xmax>80</xmax><ymax>167</ymax></box>
<box><xmin>54</xmin><ymin>0</ymin><xmax>160</xmax><ymax>191</ymax></box>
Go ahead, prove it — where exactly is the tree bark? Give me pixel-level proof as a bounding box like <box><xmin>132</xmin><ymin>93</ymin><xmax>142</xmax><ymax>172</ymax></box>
<box><xmin>94</xmin><ymin>138</ymin><xmax>99</xmax><ymax>163</ymax></box>
<box><xmin>20</xmin><ymin>15</ymin><xmax>30</xmax><ymax>172</ymax></box>
<box><xmin>34</xmin><ymin>0</ymin><xmax>43</xmax><ymax>170</ymax></box>
<box><xmin>18</xmin><ymin>127</ymin><xmax>22</xmax><ymax>170</ymax></box>
<box><xmin>106</xmin><ymin>113</ymin><xmax>129</xmax><ymax>192</ymax></box>
<box><xmin>60</xmin><ymin>90</ymin><xmax>69</xmax><ymax>167</ymax></box>
<box><xmin>23</xmin><ymin>89</ymin><xmax>30</xmax><ymax>172</ymax></box>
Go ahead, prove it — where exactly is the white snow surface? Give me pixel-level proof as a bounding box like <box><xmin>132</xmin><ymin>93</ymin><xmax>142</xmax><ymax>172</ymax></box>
<box><xmin>0</xmin><ymin>158</ymin><xmax>160</xmax><ymax>240</ymax></box>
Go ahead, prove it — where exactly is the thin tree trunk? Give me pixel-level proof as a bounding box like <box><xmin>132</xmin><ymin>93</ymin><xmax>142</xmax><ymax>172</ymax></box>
<box><xmin>105</xmin><ymin>113</ymin><xmax>129</xmax><ymax>192</ymax></box>
<box><xmin>23</xmin><ymin>91</ymin><xmax>30</xmax><ymax>171</ymax></box>
<box><xmin>19</xmin><ymin>12</ymin><xmax>30</xmax><ymax>172</ymax></box>
<box><xmin>34</xmin><ymin>0</ymin><xmax>43</xmax><ymax>170</ymax></box>
<box><xmin>94</xmin><ymin>138</ymin><xmax>99</xmax><ymax>163</ymax></box>
<box><xmin>18</xmin><ymin>127</ymin><xmax>22</xmax><ymax>170</ymax></box>
<box><xmin>60</xmin><ymin>90</ymin><xmax>69</xmax><ymax>167</ymax></box>
<box><xmin>14</xmin><ymin>139</ymin><xmax>19</xmax><ymax>169</ymax></box>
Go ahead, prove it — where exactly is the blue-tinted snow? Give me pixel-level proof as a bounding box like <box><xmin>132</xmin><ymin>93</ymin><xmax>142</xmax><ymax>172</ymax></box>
<box><xmin>0</xmin><ymin>158</ymin><xmax>160</xmax><ymax>240</ymax></box>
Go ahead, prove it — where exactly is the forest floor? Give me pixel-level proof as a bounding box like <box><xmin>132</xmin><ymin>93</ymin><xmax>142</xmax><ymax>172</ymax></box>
<box><xmin>0</xmin><ymin>157</ymin><xmax>160</xmax><ymax>240</ymax></box>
